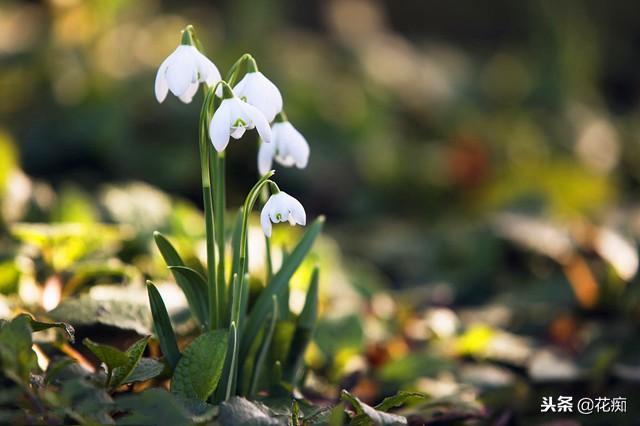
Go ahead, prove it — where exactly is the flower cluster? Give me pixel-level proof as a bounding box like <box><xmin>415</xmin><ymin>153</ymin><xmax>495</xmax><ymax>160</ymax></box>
<box><xmin>155</xmin><ymin>26</ymin><xmax>310</xmax><ymax>237</ymax></box>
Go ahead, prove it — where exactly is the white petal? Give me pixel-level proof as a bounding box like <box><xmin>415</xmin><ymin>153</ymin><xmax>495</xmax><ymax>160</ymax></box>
<box><xmin>260</xmin><ymin>202</ymin><xmax>273</xmax><ymax>237</ymax></box>
<box><xmin>284</xmin><ymin>192</ymin><xmax>306</xmax><ymax>226</ymax></box>
<box><xmin>209</xmin><ymin>101</ymin><xmax>231</xmax><ymax>152</ymax></box>
<box><xmin>243</xmin><ymin>103</ymin><xmax>272</xmax><ymax>144</ymax></box>
<box><xmin>270</xmin><ymin>193</ymin><xmax>291</xmax><ymax>223</ymax></box>
<box><xmin>178</xmin><ymin>81</ymin><xmax>199</xmax><ymax>103</ymax></box>
<box><xmin>230</xmin><ymin>126</ymin><xmax>246</xmax><ymax>139</ymax></box>
<box><xmin>234</xmin><ymin>72</ymin><xmax>283</xmax><ymax>122</ymax></box>
<box><xmin>166</xmin><ymin>46</ymin><xmax>197</xmax><ymax>97</ymax></box>
<box><xmin>258</xmin><ymin>141</ymin><xmax>275</xmax><ymax>175</ymax></box>
<box><xmin>154</xmin><ymin>57</ymin><xmax>170</xmax><ymax>103</ymax></box>
<box><xmin>285</xmin><ymin>123</ymin><xmax>310</xmax><ymax>169</ymax></box>
<box><xmin>194</xmin><ymin>49</ymin><xmax>221</xmax><ymax>85</ymax></box>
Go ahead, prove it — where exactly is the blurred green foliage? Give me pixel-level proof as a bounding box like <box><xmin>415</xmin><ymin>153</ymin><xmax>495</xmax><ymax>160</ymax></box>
<box><xmin>2</xmin><ymin>0</ymin><xmax>640</xmax><ymax>423</ymax></box>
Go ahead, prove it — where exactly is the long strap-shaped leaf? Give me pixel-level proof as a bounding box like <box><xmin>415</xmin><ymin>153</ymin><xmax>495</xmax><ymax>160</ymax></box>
<box><xmin>154</xmin><ymin>232</ymin><xmax>208</xmax><ymax>327</ymax></box>
<box><xmin>249</xmin><ymin>295</ymin><xmax>279</xmax><ymax>396</ymax></box>
<box><xmin>285</xmin><ymin>267</ymin><xmax>319</xmax><ymax>385</ymax></box>
<box><xmin>239</xmin><ymin>217</ymin><xmax>324</xmax><ymax>365</ymax></box>
<box><xmin>146</xmin><ymin>281</ymin><xmax>181</xmax><ymax>370</ymax></box>
<box><xmin>169</xmin><ymin>265</ymin><xmax>208</xmax><ymax>328</ymax></box>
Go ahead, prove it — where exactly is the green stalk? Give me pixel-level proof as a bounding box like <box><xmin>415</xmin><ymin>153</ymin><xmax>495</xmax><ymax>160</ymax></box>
<box><xmin>211</xmin><ymin>150</ymin><xmax>226</xmax><ymax>314</ymax></box>
<box><xmin>237</xmin><ymin>172</ymin><xmax>276</xmax><ymax>297</ymax></box>
<box><xmin>199</xmin><ymin>86</ymin><xmax>218</xmax><ymax>329</ymax></box>
<box><xmin>260</xmin><ymin>186</ymin><xmax>274</xmax><ymax>283</ymax></box>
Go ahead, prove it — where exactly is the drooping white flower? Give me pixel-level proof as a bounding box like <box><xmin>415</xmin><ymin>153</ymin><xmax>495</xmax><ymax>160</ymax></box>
<box><xmin>258</xmin><ymin>117</ymin><xmax>310</xmax><ymax>175</ymax></box>
<box><xmin>209</xmin><ymin>84</ymin><xmax>271</xmax><ymax>152</ymax></box>
<box><xmin>233</xmin><ymin>70</ymin><xmax>283</xmax><ymax>123</ymax></box>
<box><xmin>155</xmin><ymin>34</ymin><xmax>220</xmax><ymax>104</ymax></box>
<box><xmin>260</xmin><ymin>191</ymin><xmax>306</xmax><ymax>237</ymax></box>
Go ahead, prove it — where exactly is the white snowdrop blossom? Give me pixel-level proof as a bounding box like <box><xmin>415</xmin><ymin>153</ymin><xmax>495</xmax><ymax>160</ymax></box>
<box><xmin>258</xmin><ymin>120</ymin><xmax>310</xmax><ymax>175</ymax></box>
<box><xmin>260</xmin><ymin>191</ymin><xmax>306</xmax><ymax>237</ymax></box>
<box><xmin>155</xmin><ymin>45</ymin><xmax>221</xmax><ymax>104</ymax></box>
<box><xmin>233</xmin><ymin>71</ymin><xmax>283</xmax><ymax>123</ymax></box>
<box><xmin>209</xmin><ymin>90</ymin><xmax>272</xmax><ymax>152</ymax></box>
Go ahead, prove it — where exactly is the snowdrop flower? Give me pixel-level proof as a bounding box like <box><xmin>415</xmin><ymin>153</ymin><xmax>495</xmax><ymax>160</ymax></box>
<box><xmin>233</xmin><ymin>58</ymin><xmax>283</xmax><ymax>123</ymax></box>
<box><xmin>260</xmin><ymin>191</ymin><xmax>306</xmax><ymax>237</ymax></box>
<box><xmin>258</xmin><ymin>113</ymin><xmax>310</xmax><ymax>175</ymax></box>
<box><xmin>155</xmin><ymin>27</ymin><xmax>221</xmax><ymax>104</ymax></box>
<box><xmin>209</xmin><ymin>83</ymin><xmax>271</xmax><ymax>152</ymax></box>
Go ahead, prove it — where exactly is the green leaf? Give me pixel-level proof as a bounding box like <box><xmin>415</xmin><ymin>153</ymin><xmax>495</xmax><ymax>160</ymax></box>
<box><xmin>82</xmin><ymin>338</ymin><xmax>128</xmax><ymax>370</ymax></box>
<box><xmin>18</xmin><ymin>314</ymin><xmax>76</xmax><ymax>342</ymax></box>
<box><xmin>168</xmin><ymin>265</ymin><xmax>208</xmax><ymax>327</ymax></box>
<box><xmin>116</xmin><ymin>388</ymin><xmax>191</xmax><ymax>426</ymax></box>
<box><xmin>49</xmin><ymin>295</ymin><xmax>152</xmax><ymax>335</ymax></box>
<box><xmin>375</xmin><ymin>391</ymin><xmax>426</xmax><ymax>412</ymax></box>
<box><xmin>147</xmin><ymin>281</ymin><xmax>181</xmax><ymax>370</ymax></box>
<box><xmin>291</xmin><ymin>400</ymin><xmax>301</xmax><ymax>426</ymax></box>
<box><xmin>171</xmin><ymin>329</ymin><xmax>228</xmax><ymax>401</ymax></box>
<box><xmin>154</xmin><ymin>232</ymin><xmax>208</xmax><ymax>327</ymax></box>
<box><xmin>110</xmin><ymin>336</ymin><xmax>150</xmax><ymax>388</ymax></box>
<box><xmin>240</xmin><ymin>217</ymin><xmax>324</xmax><ymax>364</ymax></box>
<box><xmin>218</xmin><ymin>396</ymin><xmax>287</xmax><ymax>426</ymax></box>
<box><xmin>125</xmin><ymin>358</ymin><xmax>165</xmax><ymax>384</ymax></box>
<box><xmin>284</xmin><ymin>267</ymin><xmax>319</xmax><ymax>384</ymax></box>
<box><xmin>249</xmin><ymin>296</ymin><xmax>279</xmax><ymax>396</ymax></box>
<box><xmin>60</xmin><ymin>378</ymin><xmax>115</xmax><ymax>425</ymax></box>
<box><xmin>340</xmin><ymin>390</ymin><xmax>407</xmax><ymax>425</ymax></box>
<box><xmin>0</xmin><ymin>315</ymin><xmax>37</xmax><ymax>383</ymax></box>
<box><xmin>328</xmin><ymin>402</ymin><xmax>346</xmax><ymax>426</ymax></box>
<box><xmin>214</xmin><ymin>322</ymin><xmax>238</xmax><ymax>403</ymax></box>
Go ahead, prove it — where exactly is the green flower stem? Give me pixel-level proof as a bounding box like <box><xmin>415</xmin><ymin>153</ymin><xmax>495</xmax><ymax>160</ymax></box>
<box><xmin>260</xmin><ymin>186</ymin><xmax>274</xmax><ymax>282</ymax></box>
<box><xmin>237</xmin><ymin>172</ymin><xmax>276</xmax><ymax>292</ymax></box>
<box><xmin>212</xmin><ymin>149</ymin><xmax>226</xmax><ymax>317</ymax></box>
<box><xmin>200</xmin><ymin>86</ymin><xmax>218</xmax><ymax>329</ymax></box>
<box><xmin>230</xmin><ymin>173</ymin><xmax>276</xmax><ymax>327</ymax></box>
<box><xmin>225</xmin><ymin>53</ymin><xmax>257</xmax><ymax>87</ymax></box>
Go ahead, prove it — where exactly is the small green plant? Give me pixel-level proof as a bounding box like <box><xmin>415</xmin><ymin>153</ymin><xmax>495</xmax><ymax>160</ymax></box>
<box><xmin>148</xmin><ymin>24</ymin><xmax>323</xmax><ymax>403</ymax></box>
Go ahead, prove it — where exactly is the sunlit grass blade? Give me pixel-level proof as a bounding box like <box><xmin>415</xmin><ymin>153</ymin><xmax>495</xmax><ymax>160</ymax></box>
<box><xmin>154</xmin><ymin>231</ymin><xmax>208</xmax><ymax>327</ymax></box>
<box><xmin>146</xmin><ymin>281</ymin><xmax>181</xmax><ymax>370</ymax></box>
<box><xmin>239</xmin><ymin>217</ymin><xmax>324</xmax><ymax>366</ymax></box>
<box><xmin>168</xmin><ymin>265</ymin><xmax>208</xmax><ymax>328</ymax></box>
<box><xmin>284</xmin><ymin>267</ymin><xmax>319</xmax><ymax>385</ymax></box>
<box><xmin>249</xmin><ymin>295</ymin><xmax>279</xmax><ymax>397</ymax></box>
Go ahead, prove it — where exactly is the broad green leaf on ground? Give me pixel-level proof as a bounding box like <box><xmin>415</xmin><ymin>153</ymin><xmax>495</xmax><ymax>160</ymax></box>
<box><xmin>375</xmin><ymin>392</ymin><xmax>427</xmax><ymax>412</ymax></box>
<box><xmin>110</xmin><ymin>336</ymin><xmax>149</xmax><ymax>387</ymax></box>
<box><xmin>0</xmin><ymin>315</ymin><xmax>37</xmax><ymax>383</ymax></box>
<box><xmin>218</xmin><ymin>396</ymin><xmax>286</xmax><ymax>426</ymax></box>
<box><xmin>18</xmin><ymin>314</ymin><xmax>75</xmax><ymax>342</ymax></box>
<box><xmin>116</xmin><ymin>388</ymin><xmax>191</xmax><ymax>426</ymax></box>
<box><xmin>83</xmin><ymin>338</ymin><xmax>128</xmax><ymax>370</ymax></box>
<box><xmin>241</xmin><ymin>217</ymin><xmax>323</xmax><ymax>364</ymax></box>
<box><xmin>49</xmin><ymin>295</ymin><xmax>152</xmax><ymax>335</ymax></box>
<box><xmin>341</xmin><ymin>390</ymin><xmax>407</xmax><ymax>425</ymax></box>
<box><xmin>377</xmin><ymin>353</ymin><xmax>455</xmax><ymax>384</ymax></box>
<box><xmin>60</xmin><ymin>378</ymin><xmax>115</xmax><ymax>425</ymax></box>
<box><xmin>171</xmin><ymin>329</ymin><xmax>228</xmax><ymax>401</ymax></box>
<box><xmin>125</xmin><ymin>358</ymin><xmax>165</xmax><ymax>384</ymax></box>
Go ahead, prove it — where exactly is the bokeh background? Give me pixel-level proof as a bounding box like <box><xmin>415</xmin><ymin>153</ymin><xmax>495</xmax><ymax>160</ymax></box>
<box><xmin>2</xmin><ymin>0</ymin><xmax>640</xmax><ymax>423</ymax></box>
